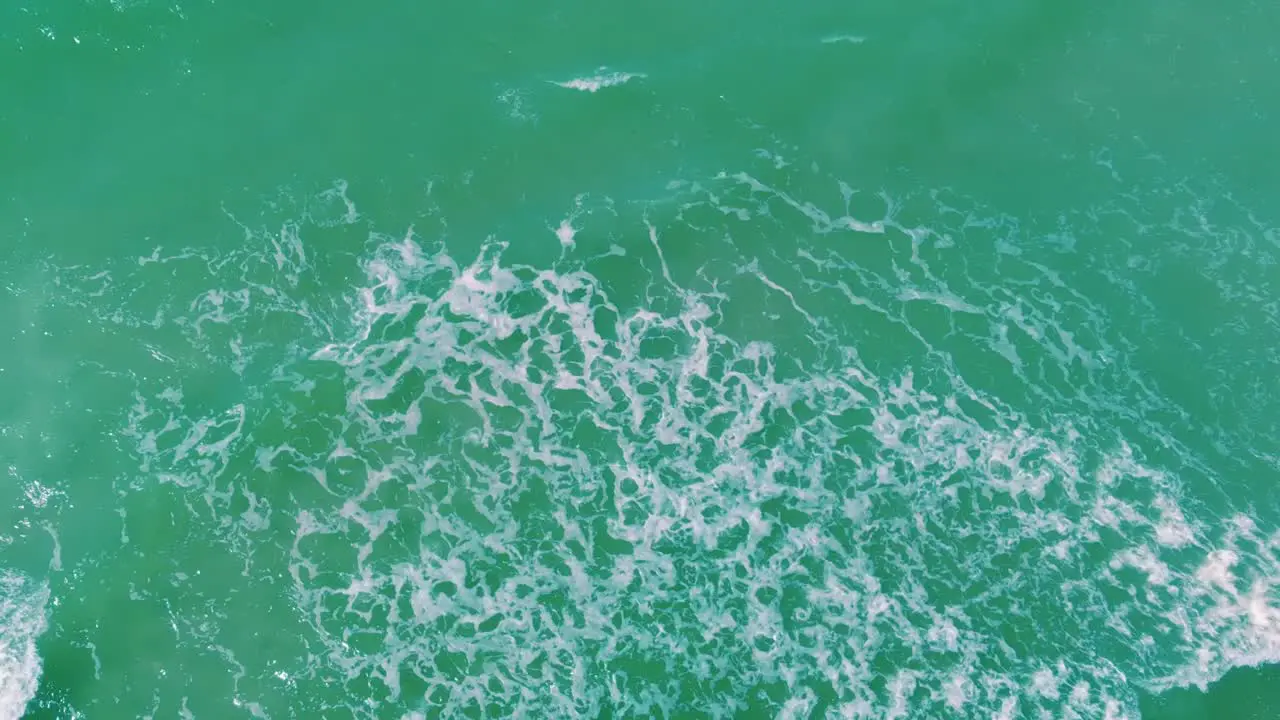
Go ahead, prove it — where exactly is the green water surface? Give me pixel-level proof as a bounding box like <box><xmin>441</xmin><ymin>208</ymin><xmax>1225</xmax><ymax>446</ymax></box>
<box><xmin>3</xmin><ymin>1</ymin><xmax>1279</xmax><ymax>718</ymax></box>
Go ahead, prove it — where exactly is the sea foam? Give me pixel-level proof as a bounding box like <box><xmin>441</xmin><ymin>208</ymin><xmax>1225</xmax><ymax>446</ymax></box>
<box><xmin>0</xmin><ymin>572</ymin><xmax>48</xmax><ymax>720</ymax></box>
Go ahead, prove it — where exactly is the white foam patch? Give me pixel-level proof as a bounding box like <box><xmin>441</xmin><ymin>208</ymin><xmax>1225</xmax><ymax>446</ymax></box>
<box><xmin>821</xmin><ymin>34</ymin><xmax>867</xmax><ymax>45</ymax></box>
<box><xmin>553</xmin><ymin>69</ymin><xmax>645</xmax><ymax>93</ymax></box>
<box><xmin>0</xmin><ymin>572</ymin><xmax>48</xmax><ymax>720</ymax></box>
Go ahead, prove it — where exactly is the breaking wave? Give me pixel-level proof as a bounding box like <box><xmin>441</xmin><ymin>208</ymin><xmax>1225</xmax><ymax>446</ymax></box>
<box><xmin>43</xmin><ymin>151</ymin><xmax>1280</xmax><ymax>718</ymax></box>
<box><xmin>0</xmin><ymin>571</ymin><xmax>48</xmax><ymax>720</ymax></box>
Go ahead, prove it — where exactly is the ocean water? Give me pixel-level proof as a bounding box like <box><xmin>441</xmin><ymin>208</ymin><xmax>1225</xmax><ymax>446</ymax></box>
<box><xmin>3</xmin><ymin>1</ymin><xmax>1280</xmax><ymax>718</ymax></box>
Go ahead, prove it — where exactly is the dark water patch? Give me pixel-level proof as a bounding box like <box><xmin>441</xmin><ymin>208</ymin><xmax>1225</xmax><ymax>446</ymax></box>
<box><xmin>1139</xmin><ymin>664</ymin><xmax>1280</xmax><ymax>720</ymax></box>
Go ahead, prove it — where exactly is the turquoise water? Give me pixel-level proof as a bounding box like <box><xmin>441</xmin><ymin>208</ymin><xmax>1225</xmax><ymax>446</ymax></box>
<box><xmin>3</xmin><ymin>1</ymin><xmax>1280</xmax><ymax>718</ymax></box>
